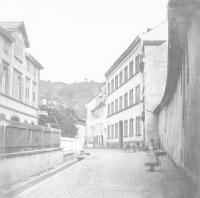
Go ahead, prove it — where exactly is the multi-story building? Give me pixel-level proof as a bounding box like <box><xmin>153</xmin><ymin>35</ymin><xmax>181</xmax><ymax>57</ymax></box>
<box><xmin>155</xmin><ymin>0</ymin><xmax>200</xmax><ymax>183</ymax></box>
<box><xmin>105</xmin><ymin>24</ymin><xmax>167</xmax><ymax>148</ymax></box>
<box><xmin>0</xmin><ymin>22</ymin><xmax>43</xmax><ymax>124</ymax></box>
<box><xmin>86</xmin><ymin>86</ymin><xmax>107</xmax><ymax>147</ymax></box>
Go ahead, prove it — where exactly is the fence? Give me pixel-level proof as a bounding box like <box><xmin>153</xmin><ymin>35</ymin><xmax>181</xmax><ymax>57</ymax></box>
<box><xmin>0</xmin><ymin>121</ymin><xmax>61</xmax><ymax>154</ymax></box>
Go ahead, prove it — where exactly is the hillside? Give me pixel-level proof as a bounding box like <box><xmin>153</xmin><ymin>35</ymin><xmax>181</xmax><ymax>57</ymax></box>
<box><xmin>39</xmin><ymin>80</ymin><xmax>105</xmax><ymax>119</ymax></box>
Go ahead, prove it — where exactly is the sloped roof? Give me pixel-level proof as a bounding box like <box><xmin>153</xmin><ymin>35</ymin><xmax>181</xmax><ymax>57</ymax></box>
<box><xmin>26</xmin><ymin>53</ymin><xmax>44</xmax><ymax>70</ymax></box>
<box><xmin>0</xmin><ymin>26</ymin><xmax>15</xmax><ymax>42</ymax></box>
<box><xmin>105</xmin><ymin>22</ymin><xmax>168</xmax><ymax>78</ymax></box>
<box><xmin>0</xmin><ymin>21</ymin><xmax>30</xmax><ymax>47</ymax></box>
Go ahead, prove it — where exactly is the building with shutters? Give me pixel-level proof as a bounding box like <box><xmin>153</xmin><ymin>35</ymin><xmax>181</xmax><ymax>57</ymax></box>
<box><xmin>105</xmin><ymin>23</ymin><xmax>167</xmax><ymax>148</ymax></box>
<box><xmin>86</xmin><ymin>85</ymin><xmax>107</xmax><ymax>147</ymax></box>
<box><xmin>0</xmin><ymin>22</ymin><xmax>43</xmax><ymax>124</ymax></box>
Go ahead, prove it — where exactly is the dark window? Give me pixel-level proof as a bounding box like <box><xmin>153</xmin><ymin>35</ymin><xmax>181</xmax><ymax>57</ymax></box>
<box><xmin>119</xmin><ymin>71</ymin><xmax>123</xmax><ymax>85</ymax></box>
<box><xmin>136</xmin><ymin>116</ymin><xmax>141</xmax><ymax>136</ymax></box>
<box><xmin>111</xmin><ymin>79</ymin><xmax>114</xmax><ymax>92</ymax></box>
<box><xmin>129</xmin><ymin>60</ymin><xmax>133</xmax><ymax>78</ymax></box>
<box><xmin>124</xmin><ymin>120</ymin><xmax>128</xmax><ymax>137</ymax></box>
<box><xmin>124</xmin><ymin>66</ymin><xmax>128</xmax><ymax>82</ymax></box>
<box><xmin>107</xmin><ymin>125</ymin><xmax>110</xmax><ymax>139</ymax></box>
<box><xmin>115</xmin><ymin>75</ymin><xmax>118</xmax><ymax>89</ymax></box>
<box><xmin>124</xmin><ymin>92</ymin><xmax>128</xmax><ymax>108</ymax></box>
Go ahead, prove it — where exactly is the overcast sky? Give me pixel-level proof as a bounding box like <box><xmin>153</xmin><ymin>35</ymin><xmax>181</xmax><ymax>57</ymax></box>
<box><xmin>0</xmin><ymin>0</ymin><xmax>168</xmax><ymax>83</ymax></box>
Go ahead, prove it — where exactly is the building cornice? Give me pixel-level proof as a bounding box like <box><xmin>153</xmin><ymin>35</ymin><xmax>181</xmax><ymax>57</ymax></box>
<box><xmin>0</xmin><ymin>104</ymin><xmax>38</xmax><ymax>119</ymax></box>
<box><xmin>26</xmin><ymin>53</ymin><xmax>44</xmax><ymax>70</ymax></box>
<box><xmin>0</xmin><ymin>92</ymin><xmax>39</xmax><ymax>111</ymax></box>
<box><xmin>107</xmin><ymin>100</ymin><xmax>143</xmax><ymax>119</ymax></box>
<box><xmin>105</xmin><ymin>36</ymin><xmax>141</xmax><ymax>78</ymax></box>
<box><xmin>0</xmin><ymin>26</ymin><xmax>15</xmax><ymax>42</ymax></box>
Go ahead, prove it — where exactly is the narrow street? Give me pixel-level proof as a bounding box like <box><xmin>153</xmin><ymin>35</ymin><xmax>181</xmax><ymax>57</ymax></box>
<box><xmin>16</xmin><ymin>149</ymin><xmax>191</xmax><ymax>198</ymax></box>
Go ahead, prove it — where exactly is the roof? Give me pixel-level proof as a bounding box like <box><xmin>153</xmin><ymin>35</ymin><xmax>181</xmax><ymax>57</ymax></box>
<box><xmin>105</xmin><ymin>22</ymin><xmax>168</xmax><ymax>78</ymax></box>
<box><xmin>0</xmin><ymin>26</ymin><xmax>15</xmax><ymax>42</ymax></box>
<box><xmin>0</xmin><ymin>21</ymin><xmax>30</xmax><ymax>47</ymax></box>
<box><xmin>26</xmin><ymin>53</ymin><xmax>44</xmax><ymax>70</ymax></box>
<box><xmin>105</xmin><ymin>36</ymin><xmax>141</xmax><ymax>78</ymax></box>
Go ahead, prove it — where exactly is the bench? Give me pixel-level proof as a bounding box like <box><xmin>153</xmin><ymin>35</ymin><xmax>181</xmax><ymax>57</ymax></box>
<box><xmin>145</xmin><ymin>161</ymin><xmax>159</xmax><ymax>171</ymax></box>
<box><xmin>145</xmin><ymin>150</ymin><xmax>160</xmax><ymax>171</ymax></box>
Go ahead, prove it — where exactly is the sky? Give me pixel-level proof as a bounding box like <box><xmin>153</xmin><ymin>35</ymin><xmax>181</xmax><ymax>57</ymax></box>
<box><xmin>0</xmin><ymin>0</ymin><xmax>168</xmax><ymax>83</ymax></box>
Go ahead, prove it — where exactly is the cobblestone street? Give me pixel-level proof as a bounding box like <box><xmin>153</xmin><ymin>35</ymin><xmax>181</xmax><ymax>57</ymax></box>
<box><xmin>16</xmin><ymin>149</ymin><xmax>191</xmax><ymax>198</ymax></box>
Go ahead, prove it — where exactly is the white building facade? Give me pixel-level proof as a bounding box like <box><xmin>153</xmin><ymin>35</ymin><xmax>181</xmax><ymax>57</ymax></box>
<box><xmin>105</xmin><ymin>25</ymin><xmax>167</xmax><ymax>148</ymax></box>
<box><xmin>86</xmin><ymin>86</ymin><xmax>107</xmax><ymax>147</ymax></box>
<box><xmin>0</xmin><ymin>22</ymin><xmax>43</xmax><ymax>124</ymax></box>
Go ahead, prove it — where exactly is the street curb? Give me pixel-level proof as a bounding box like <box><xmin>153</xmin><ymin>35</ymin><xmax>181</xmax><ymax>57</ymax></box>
<box><xmin>2</xmin><ymin>159</ymin><xmax>79</xmax><ymax>197</ymax></box>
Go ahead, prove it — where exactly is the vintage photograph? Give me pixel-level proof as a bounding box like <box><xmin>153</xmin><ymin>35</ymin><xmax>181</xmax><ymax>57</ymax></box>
<box><xmin>0</xmin><ymin>0</ymin><xmax>199</xmax><ymax>197</ymax></box>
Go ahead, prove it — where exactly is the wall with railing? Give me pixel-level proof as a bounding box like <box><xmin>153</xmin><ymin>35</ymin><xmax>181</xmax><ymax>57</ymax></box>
<box><xmin>0</xmin><ymin>121</ymin><xmax>61</xmax><ymax>154</ymax></box>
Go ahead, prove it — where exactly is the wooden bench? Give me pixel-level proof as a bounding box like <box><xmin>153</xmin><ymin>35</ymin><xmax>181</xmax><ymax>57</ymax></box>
<box><xmin>145</xmin><ymin>150</ymin><xmax>160</xmax><ymax>171</ymax></box>
<box><xmin>145</xmin><ymin>161</ymin><xmax>159</xmax><ymax>171</ymax></box>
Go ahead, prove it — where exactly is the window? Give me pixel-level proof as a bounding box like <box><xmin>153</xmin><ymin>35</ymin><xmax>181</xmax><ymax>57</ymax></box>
<box><xmin>33</xmin><ymin>66</ymin><xmax>37</xmax><ymax>77</ymax></box>
<box><xmin>129</xmin><ymin>118</ymin><xmax>134</xmax><ymax>137</ymax></box>
<box><xmin>3</xmin><ymin>39</ymin><xmax>10</xmax><ymax>55</ymax></box>
<box><xmin>119</xmin><ymin>71</ymin><xmax>123</xmax><ymax>85</ymax></box>
<box><xmin>32</xmin><ymin>82</ymin><xmax>37</xmax><ymax>106</ymax></box>
<box><xmin>115</xmin><ymin>123</ymin><xmax>118</xmax><ymax>138</ymax></box>
<box><xmin>136</xmin><ymin>116</ymin><xmax>141</xmax><ymax>136</ymax></box>
<box><xmin>115</xmin><ymin>98</ymin><xmax>118</xmax><ymax>113</ymax></box>
<box><xmin>129</xmin><ymin>89</ymin><xmax>134</xmax><ymax>106</ymax></box>
<box><xmin>14</xmin><ymin>39</ymin><xmax>23</xmax><ymax>62</ymax></box>
<box><xmin>107</xmin><ymin>104</ymin><xmax>110</xmax><ymax>116</ymax></box>
<box><xmin>25</xmin><ymin>77</ymin><xmax>30</xmax><ymax>104</ymax></box>
<box><xmin>124</xmin><ymin>120</ymin><xmax>128</xmax><ymax>137</ymax></box>
<box><xmin>2</xmin><ymin>61</ymin><xmax>9</xmax><ymax>95</ymax></box>
<box><xmin>108</xmin><ymin>83</ymin><xmax>110</xmax><ymax>94</ymax></box>
<box><xmin>129</xmin><ymin>60</ymin><xmax>133</xmax><ymax>78</ymax></box>
<box><xmin>13</xmin><ymin>69</ymin><xmax>23</xmax><ymax>101</ymax></box>
<box><xmin>111</xmin><ymin>101</ymin><xmax>114</xmax><ymax>114</ymax></box>
<box><xmin>135</xmin><ymin>85</ymin><xmax>140</xmax><ymax>103</ymax></box>
<box><xmin>27</xmin><ymin>61</ymin><xmax>31</xmax><ymax>72</ymax></box>
<box><xmin>111</xmin><ymin>79</ymin><xmax>114</xmax><ymax>92</ymax></box>
<box><xmin>115</xmin><ymin>75</ymin><xmax>118</xmax><ymax>89</ymax></box>
<box><xmin>107</xmin><ymin>125</ymin><xmax>110</xmax><ymax>139</ymax></box>
<box><xmin>124</xmin><ymin>92</ymin><xmax>128</xmax><ymax>108</ymax></box>
<box><xmin>135</xmin><ymin>54</ymin><xmax>140</xmax><ymax>74</ymax></box>
<box><xmin>111</xmin><ymin>124</ymin><xmax>114</xmax><ymax>139</ymax></box>
<box><xmin>119</xmin><ymin>96</ymin><xmax>123</xmax><ymax>111</ymax></box>
<box><xmin>124</xmin><ymin>66</ymin><xmax>128</xmax><ymax>82</ymax></box>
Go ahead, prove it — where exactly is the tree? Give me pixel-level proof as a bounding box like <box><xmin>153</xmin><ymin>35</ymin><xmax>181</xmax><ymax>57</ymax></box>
<box><xmin>39</xmin><ymin>105</ymin><xmax>78</xmax><ymax>137</ymax></box>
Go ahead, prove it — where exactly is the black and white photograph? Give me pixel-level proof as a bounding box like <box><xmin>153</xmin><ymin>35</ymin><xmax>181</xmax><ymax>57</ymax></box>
<box><xmin>0</xmin><ymin>0</ymin><xmax>200</xmax><ymax>197</ymax></box>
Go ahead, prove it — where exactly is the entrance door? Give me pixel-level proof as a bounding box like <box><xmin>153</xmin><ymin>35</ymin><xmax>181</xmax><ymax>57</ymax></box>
<box><xmin>119</xmin><ymin>121</ymin><xmax>123</xmax><ymax>148</ymax></box>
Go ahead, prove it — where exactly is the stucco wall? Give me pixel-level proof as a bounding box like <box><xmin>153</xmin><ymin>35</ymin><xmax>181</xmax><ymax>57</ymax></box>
<box><xmin>158</xmin><ymin>75</ymin><xmax>184</xmax><ymax>166</ymax></box>
<box><xmin>0</xmin><ymin>25</ymin><xmax>40</xmax><ymax>125</ymax></box>
<box><xmin>144</xmin><ymin>42</ymin><xmax>167</xmax><ymax>145</ymax></box>
<box><xmin>183</xmin><ymin>16</ymin><xmax>200</xmax><ymax>176</ymax></box>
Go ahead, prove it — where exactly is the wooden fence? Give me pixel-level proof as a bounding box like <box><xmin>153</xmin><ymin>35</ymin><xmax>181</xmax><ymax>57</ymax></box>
<box><xmin>0</xmin><ymin>122</ymin><xmax>61</xmax><ymax>153</ymax></box>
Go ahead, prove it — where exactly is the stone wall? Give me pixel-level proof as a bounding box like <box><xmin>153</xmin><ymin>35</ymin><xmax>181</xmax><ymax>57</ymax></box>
<box><xmin>0</xmin><ymin>148</ymin><xmax>63</xmax><ymax>187</ymax></box>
